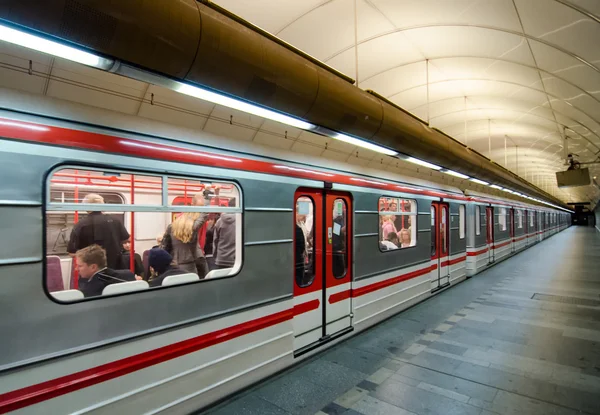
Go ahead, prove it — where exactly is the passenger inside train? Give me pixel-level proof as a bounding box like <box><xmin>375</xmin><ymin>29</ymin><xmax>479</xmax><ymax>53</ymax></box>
<box><xmin>45</xmin><ymin>168</ymin><xmax>242</xmax><ymax>301</ymax></box>
<box><xmin>75</xmin><ymin>244</ymin><xmax>136</xmax><ymax>298</ymax></box>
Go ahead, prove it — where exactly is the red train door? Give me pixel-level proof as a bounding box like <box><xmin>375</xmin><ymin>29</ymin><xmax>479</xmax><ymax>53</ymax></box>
<box><xmin>430</xmin><ymin>202</ymin><xmax>450</xmax><ymax>291</ymax></box>
<box><xmin>510</xmin><ymin>209</ymin><xmax>515</xmax><ymax>253</ymax></box>
<box><xmin>292</xmin><ymin>188</ymin><xmax>352</xmax><ymax>354</ymax></box>
<box><xmin>486</xmin><ymin>207</ymin><xmax>495</xmax><ymax>263</ymax></box>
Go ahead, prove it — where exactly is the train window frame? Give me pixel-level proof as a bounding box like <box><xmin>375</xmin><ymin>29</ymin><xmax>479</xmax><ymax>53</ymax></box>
<box><xmin>295</xmin><ymin>195</ymin><xmax>316</xmax><ymax>288</ymax></box>
<box><xmin>44</xmin><ymin>165</ymin><xmax>244</xmax><ymax>303</ymax></box>
<box><xmin>475</xmin><ymin>205</ymin><xmax>481</xmax><ymax>236</ymax></box>
<box><xmin>459</xmin><ymin>205</ymin><xmax>466</xmax><ymax>239</ymax></box>
<box><xmin>378</xmin><ymin>197</ymin><xmax>417</xmax><ymax>252</ymax></box>
<box><xmin>499</xmin><ymin>207</ymin><xmax>507</xmax><ymax>231</ymax></box>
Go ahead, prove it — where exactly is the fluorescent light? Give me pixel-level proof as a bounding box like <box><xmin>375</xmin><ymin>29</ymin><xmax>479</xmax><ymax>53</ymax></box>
<box><xmin>0</xmin><ymin>23</ymin><xmax>114</xmax><ymax>69</ymax></box>
<box><xmin>176</xmin><ymin>83</ymin><xmax>315</xmax><ymax>131</ymax></box>
<box><xmin>469</xmin><ymin>178</ymin><xmax>489</xmax><ymax>185</ymax></box>
<box><xmin>332</xmin><ymin>133</ymin><xmax>398</xmax><ymax>156</ymax></box>
<box><xmin>490</xmin><ymin>185</ymin><xmax>503</xmax><ymax>190</ymax></box>
<box><xmin>443</xmin><ymin>169</ymin><xmax>469</xmax><ymax>179</ymax></box>
<box><xmin>405</xmin><ymin>157</ymin><xmax>442</xmax><ymax>170</ymax></box>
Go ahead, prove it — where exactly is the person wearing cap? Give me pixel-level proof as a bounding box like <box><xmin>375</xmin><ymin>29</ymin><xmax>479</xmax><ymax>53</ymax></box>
<box><xmin>147</xmin><ymin>248</ymin><xmax>187</xmax><ymax>287</ymax></box>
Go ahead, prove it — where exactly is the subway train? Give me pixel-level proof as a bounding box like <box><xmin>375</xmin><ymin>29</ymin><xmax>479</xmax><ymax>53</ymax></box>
<box><xmin>0</xmin><ymin>103</ymin><xmax>570</xmax><ymax>414</ymax></box>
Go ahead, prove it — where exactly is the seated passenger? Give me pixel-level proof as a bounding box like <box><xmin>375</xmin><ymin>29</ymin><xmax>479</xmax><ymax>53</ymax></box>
<box><xmin>76</xmin><ymin>244</ymin><xmax>136</xmax><ymax>298</ymax></box>
<box><xmin>147</xmin><ymin>248</ymin><xmax>187</xmax><ymax>287</ymax></box>
<box><xmin>380</xmin><ymin>232</ymin><xmax>399</xmax><ymax>250</ymax></box>
<box><xmin>120</xmin><ymin>238</ymin><xmax>144</xmax><ymax>279</ymax></box>
<box><xmin>398</xmin><ymin>228</ymin><xmax>411</xmax><ymax>248</ymax></box>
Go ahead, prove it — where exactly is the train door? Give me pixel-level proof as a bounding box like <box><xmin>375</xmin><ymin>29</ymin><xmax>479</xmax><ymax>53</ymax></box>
<box><xmin>510</xmin><ymin>209</ymin><xmax>515</xmax><ymax>253</ymax></box>
<box><xmin>486</xmin><ymin>207</ymin><xmax>495</xmax><ymax>263</ymax></box>
<box><xmin>430</xmin><ymin>202</ymin><xmax>450</xmax><ymax>291</ymax></box>
<box><xmin>292</xmin><ymin>189</ymin><xmax>352</xmax><ymax>354</ymax></box>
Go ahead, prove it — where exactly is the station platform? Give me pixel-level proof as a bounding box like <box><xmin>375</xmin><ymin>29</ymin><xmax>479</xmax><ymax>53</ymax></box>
<box><xmin>203</xmin><ymin>227</ymin><xmax>600</xmax><ymax>415</ymax></box>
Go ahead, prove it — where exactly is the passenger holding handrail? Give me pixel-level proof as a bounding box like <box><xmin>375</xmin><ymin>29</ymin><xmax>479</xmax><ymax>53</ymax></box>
<box><xmin>161</xmin><ymin>192</ymin><xmax>209</xmax><ymax>278</ymax></box>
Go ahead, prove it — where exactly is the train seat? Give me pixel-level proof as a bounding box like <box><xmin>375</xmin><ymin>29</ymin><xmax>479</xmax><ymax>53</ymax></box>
<box><xmin>205</xmin><ymin>268</ymin><xmax>232</xmax><ymax>279</ymax></box>
<box><xmin>46</xmin><ymin>256</ymin><xmax>64</xmax><ymax>292</ymax></box>
<box><xmin>51</xmin><ymin>289</ymin><xmax>84</xmax><ymax>301</ymax></box>
<box><xmin>161</xmin><ymin>273</ymin><xmax>199</xmax><ymax>286</ymax></box>
<box><xmin>102</xmin><ymin>280</ymin><xmax>149</xmax><ymax>296</ymax></box>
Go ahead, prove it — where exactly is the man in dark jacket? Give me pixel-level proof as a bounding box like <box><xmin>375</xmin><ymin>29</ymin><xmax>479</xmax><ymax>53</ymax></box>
<box><xmin>147</xmin><ymin>248</ymin><xmax>187</xmax><ymax>287</ymax></box>
<box><xmin>213</xmin><ymin>209</ymin><xmax>236</xmax><ymax>270</ymax></box>
<box><xmin>76</xmin><ymin>245</ymin><xmax>135</xmax><ymax>298</ymax></box>
<box><xmin>67</xmin><ymin>193</ymin><xmax>130</xmax><ymax>270</ymax></box>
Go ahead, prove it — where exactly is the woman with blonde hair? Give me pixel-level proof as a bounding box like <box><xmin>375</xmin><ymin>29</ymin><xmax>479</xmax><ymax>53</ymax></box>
<box><xmin>161</xmin><ymin>199</ymin><xmax>209</xmax><ymax>277</ymax></box>
<box><xmin>398</xmin><ymin>228</ymin><xmax>412</xmax><ymax>248</ymax></box>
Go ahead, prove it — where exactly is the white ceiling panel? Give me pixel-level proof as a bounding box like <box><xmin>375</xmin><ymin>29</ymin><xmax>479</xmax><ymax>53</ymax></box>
<box><xmin>515</xmin><ymin>0</ymin><xmax>600</xmax><ymax>66</ymax></box>
<box><xmin>372</xmin><ymin>0</ymin><xmax>522</xmax><ymax>32</ymax></box>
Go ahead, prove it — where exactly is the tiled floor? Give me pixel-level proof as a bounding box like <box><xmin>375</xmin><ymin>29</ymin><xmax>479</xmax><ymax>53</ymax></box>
<box><xmin>203</xmin><ymin>227</ymin><xmax>600</xmax><ymax>415</ymax></box>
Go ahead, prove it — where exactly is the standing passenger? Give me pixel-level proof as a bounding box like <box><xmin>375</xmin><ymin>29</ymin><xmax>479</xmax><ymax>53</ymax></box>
<box><xmin>161</xmin><ymin>192</ymin><xmax>209</xmax><ymax>278</ymax></box>
<box><xmin>67</xmin><ymin>193</ymin><xmax>130</xmax><ymax>270</ymax></box>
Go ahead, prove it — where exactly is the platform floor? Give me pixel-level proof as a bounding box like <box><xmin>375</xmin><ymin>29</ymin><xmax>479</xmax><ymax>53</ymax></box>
<box><xmin>203</xmin><ymin>227</ymin><xmax>600</xmax><ymax>415</ymax></box>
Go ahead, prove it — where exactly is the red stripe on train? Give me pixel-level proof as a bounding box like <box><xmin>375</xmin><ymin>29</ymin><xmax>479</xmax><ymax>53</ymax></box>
<box><xmin>294</xmin><ymin>299</ymin><xmax>320</xmax><ymax>315</ymax></box>
<box><xmin>0</xmin><ymin>309</ymin><xmax>293</xmax><ymax>414</ymax></box>
<box><xmin>467</xmin><ymin>247</ymin><xmax>488</xmax><ymax>257</ymax></box>
<box><xmin>441</xmin><ymin>256</ymin><xmax>466</xmax><ymax>267</ymax></box>
<box><xmin>352</xmin><ymin>265</ymin><xmax>435</xmax><ymax>298</ymax></box>
<box><xmin>0</xmin><ymin>117</ymin><xmax>460</xmax><ymax>201</ymax></box>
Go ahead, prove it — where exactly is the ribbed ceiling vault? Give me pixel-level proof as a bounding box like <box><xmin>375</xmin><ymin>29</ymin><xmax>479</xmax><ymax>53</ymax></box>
<box><xmin>214</xmin><ymin>0</ymin><xmax>600</xmax><ymax>206</ymax></box>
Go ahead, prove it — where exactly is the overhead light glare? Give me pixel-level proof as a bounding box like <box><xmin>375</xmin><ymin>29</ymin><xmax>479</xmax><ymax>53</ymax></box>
<box><xmin>405</xmin><ymin>157</ymin><xmax>442</xmax><ymax>170</ymax></box>
<box><xmin>176</xmin><ymin>83</ymin><xmax>315</xmax><ymax>131</ymax></box>
<box><xmin>332</xmin><ymin>133</ymin><xmax>398</xmax><ymax>156</ymax></box>
<box><xmin>469</xmin><ymin>178</ymin><xmax>489</xmax><ymax>185</ymax></box>
<box><xmin>0</xmin><ymin>23</ymin><xmax>114</xmax><ymax>70</ymax></box>
<box><xmin>443</xmin><ymin>169</ymin><xmax>469</xmax><ymax>179</ymax></box>
<box><xmin>490</xmin><ymin>185</ymin><xmax>503</xmax><ymax>190</ymax></box>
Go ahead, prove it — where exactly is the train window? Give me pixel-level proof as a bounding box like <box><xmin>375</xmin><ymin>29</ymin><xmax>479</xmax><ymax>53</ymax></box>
<box><xmin>379</xmin><ymin>197</ymin><xmax>417</xmax><ymax>251</ymax></box>
<box><xmin>530</xmin><ymin>211</ymin><xmax>534</xmax><ymax>227</ymax></box>
<box><xmin>499</xmin><ymin>207</ymin><xmax>507</xmax><ymax>231</ymax></box>
<box><xmin>45</xmin><ymin>167</ymin><xmax>242</xmax><ymax>302</ymax></box>
<box><xmin>459</xmin><ymin>205</ymin><xmax>466</xmax><ymax>239</ymax></box>
<box><xmin>475</xmin><ymin>206</ymin><xmax>481</xmax><ymax>236</ymax></box>
<box><xmin>518</xmin><ymin>211</ymin><xmax>523</xmax><ymax>229</ymax></box>
<box><xmin>295</xmin><ymin>196</ymin><xmax>315</xmax><ymax>287</ymax></box>
<box><xmin>332</xmin><ymin>198</ymin><xmax>348</xmax><ymax>279</ymax></box>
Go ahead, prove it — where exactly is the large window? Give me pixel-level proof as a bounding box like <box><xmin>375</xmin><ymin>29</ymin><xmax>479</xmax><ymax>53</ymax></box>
<box><xmin>499</xmin><ymin>207</ymin><xmax>507</xmax><ymax>231</ymax></box>
<box><xmin>517</xmin><ymin>210</ymin><xmax>523</xmax><ymax>229</ymax></box>
<box><xmin>475</xmin><ymin>205</ymin><xmax>481</xmax><ymax>236</ymax></box>
<box><xmin>459</xmin><ymin>205</ymin><xmax>466</xmax><ymax>239</ymax></box>
<box><xmin>295</xmin><ymin>196</ymin><xmax>315</xmax><ymax>287</ymax></box>
<box><xmin>45</xmin><ymin>167</ymin><xmax>242</xmax><ymax>302</ymax></box>
<box><xmin>379</xmin><ymin>197</ymin><xmax>417</xmax><ymax>251</ymax></box>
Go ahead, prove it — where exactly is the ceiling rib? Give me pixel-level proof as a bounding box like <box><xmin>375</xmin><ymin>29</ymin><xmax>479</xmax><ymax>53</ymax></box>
<box><xmin>325</xmin><ymin>24</ymin><xmax>600</xmax><ymax>74</ymax></box>
<box><xmin>511</xmin><ymin>0</ymin><xmax>565</xmax><ymax>165</ymax></box>
<box><xmin>359</xmin><ymin>56</ymin><xmax>600</xmax><ymax>108</ymax></box>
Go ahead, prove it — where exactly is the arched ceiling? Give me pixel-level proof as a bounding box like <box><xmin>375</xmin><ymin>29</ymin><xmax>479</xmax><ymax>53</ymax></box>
<box><xmin>214</xmin><ymin>0</ymin><xmax>600</xmax><ymax>206</ymax></box>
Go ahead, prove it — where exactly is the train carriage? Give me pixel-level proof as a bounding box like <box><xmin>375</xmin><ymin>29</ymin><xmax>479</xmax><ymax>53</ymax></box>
<box><xmin>0</xmin><ymin>105</ymin><xmax>570</xmax><ymax>414</ymax></box>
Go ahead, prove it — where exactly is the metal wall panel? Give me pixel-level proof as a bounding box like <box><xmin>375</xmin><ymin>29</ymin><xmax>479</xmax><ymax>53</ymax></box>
<box><xmin>0</xmin><ymin>206</ymin><xmax>43</xmax><ymax>264</ymax></box>
<box><xmin>244</xmin><ymin>211</ymin><xmax>292</xmax><ymax>244</ymax></box>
